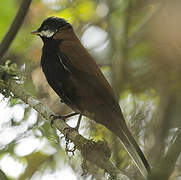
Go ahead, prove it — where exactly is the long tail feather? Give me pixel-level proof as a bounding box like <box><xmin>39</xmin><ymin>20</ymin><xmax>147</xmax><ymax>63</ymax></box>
<box><xmin>117</xmin><ymin>122</ymin><xmax>150</xmax><ymax>178</ymax></box>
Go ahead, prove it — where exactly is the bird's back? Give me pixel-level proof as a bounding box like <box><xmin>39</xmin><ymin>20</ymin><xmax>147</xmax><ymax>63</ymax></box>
<box><xmin>54</xmin><ymin>30</ymin><xmax>124</xmax><ymax>123</ymax></box>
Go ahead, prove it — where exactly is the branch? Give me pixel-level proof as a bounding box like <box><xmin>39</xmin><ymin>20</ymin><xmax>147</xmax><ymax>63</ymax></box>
<box><xmin>0</xmin><ymin>65</ymin><xmax>130</xmax><ymax>180</ymax></box>
<box><xmin>0</xmin><ymin>0</ymin><xmax>32</xmax><ymax>61</ymax></box>
<box><xmin>148</xmin><ymin>130</ymin><xmax>181</xmax><ymax>180</ymax></box>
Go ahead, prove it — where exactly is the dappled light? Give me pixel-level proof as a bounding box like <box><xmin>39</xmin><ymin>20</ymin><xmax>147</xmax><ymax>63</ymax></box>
<box><xmin>0</xmin><ymin>0</ymin><xmax>181</xmax><ymax>179</ymax></box>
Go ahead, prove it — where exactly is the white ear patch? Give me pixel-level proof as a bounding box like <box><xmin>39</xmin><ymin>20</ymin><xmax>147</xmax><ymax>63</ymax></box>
<box><xmin>39</xmin><ymin>30</ymin><xmax>56</xmax><ymax>38</ymax></box>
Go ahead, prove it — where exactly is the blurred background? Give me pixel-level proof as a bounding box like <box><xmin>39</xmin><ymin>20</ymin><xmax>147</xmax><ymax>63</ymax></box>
<box><xmin>1</xmin><ymin>0</ymin><xmax>181</xmax><ymax>179</ymax></box>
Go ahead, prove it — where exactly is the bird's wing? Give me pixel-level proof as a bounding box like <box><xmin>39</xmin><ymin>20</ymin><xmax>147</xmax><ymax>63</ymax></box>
<box><xmin>58</xmin><ymin>40</ymin><xmax>115</xmax><ymax>100</ymax></box>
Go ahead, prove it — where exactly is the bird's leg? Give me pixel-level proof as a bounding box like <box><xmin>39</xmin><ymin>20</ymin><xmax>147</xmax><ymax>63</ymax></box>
<box><xmin>63</xmin><ymin>114</ymin><xmax>82</xmax><ymax>136</ymax></box>
<box><xmin>50</xmin><ymin>113</ymin><xmax>83</xmax><ymax>155</ymax></box>
<box><xmin>50</xmin><ymin>112</ymin><xmax>79</xmax><ymax>127</ymax></box>
<box><xmin>63</xmin><ymin>114</ymin><xmax>82</xmax><ymax>133</ymax></box>
<box><xmin>74</xmin><ymin>114</ymin><xmax>82</xmax><ymax>131</ymax></box>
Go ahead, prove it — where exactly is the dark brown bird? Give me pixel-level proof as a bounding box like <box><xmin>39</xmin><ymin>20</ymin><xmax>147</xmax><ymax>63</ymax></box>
<box><xmin>31</xmin><ymin>17</ymin><xmax>150</xmax><ymax>177</ymax></box>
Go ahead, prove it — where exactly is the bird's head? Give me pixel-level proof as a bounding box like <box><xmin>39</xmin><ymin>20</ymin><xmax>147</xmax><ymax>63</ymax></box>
<box><xmin>31</xmin><ymin>17</ymin><xmax>72</xmax><ymax>39</ymax></box>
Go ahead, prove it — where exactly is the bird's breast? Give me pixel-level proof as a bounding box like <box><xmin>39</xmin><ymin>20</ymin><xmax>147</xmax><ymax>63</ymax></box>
<box><xmin>40</xmin><ymin>42</ymin><xmax>81</xmax><ymax>111</ymax></box>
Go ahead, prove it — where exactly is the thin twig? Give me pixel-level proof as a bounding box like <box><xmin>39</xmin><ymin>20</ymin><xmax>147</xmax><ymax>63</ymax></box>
<box><xmin>0</xmin><ymin>0</ymin><xmax>32</xmax><ymax>61</ymax></box>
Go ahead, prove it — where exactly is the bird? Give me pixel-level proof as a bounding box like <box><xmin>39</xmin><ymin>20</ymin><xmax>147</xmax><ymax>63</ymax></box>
<box><xmin>31</xmin><ymin>16</ymin><xmax>150</xmax><ymax>178</ymax></box>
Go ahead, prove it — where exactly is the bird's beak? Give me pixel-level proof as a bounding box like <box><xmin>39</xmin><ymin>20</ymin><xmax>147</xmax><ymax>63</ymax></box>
<box><xmin>31</xmin><ymin>30</ymin><xmax>39</xmax><ymax>35</ymax></box>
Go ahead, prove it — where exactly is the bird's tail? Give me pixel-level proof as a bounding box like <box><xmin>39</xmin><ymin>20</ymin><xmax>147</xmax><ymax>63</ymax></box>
<box><xmin>116</xmin><ymin>121</ymin><xmax>150</xmax><ymax>179</ymax></box>
<box><xmin>93</xmin><ymin>104</ymin><xmax>150</xmax><ymax>178</ymax></box>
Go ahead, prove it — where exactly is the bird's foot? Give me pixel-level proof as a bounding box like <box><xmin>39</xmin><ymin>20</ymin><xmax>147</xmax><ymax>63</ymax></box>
<box><xmin>63</xmin><ymin>126</ymin><xmax>78</xmax><ymax>138</ymax></box>
<box><xmin>50</xmin><ymin>114</ymin><xmax>66</xmax><ymax>127</ymax></box>
<box><xmin>50</xmin><ymin>112</ymin><xmax>79</xmax><ymax>127</ymax></box>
